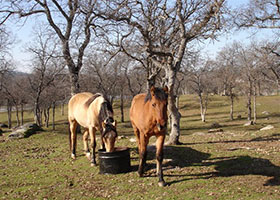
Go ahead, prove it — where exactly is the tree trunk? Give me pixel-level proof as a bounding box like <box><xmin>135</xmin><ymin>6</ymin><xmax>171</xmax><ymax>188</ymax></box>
<box><xmin>15</xmin><ymin>105</ymin><xmax>20</xmax><ymax>127</ymax></box>
<box><xmin>147</xmin><ymin>76</ymin><xmax>156</xmax><ymax>90</ymax></box>
<box><xmin>44</xmin><ymin>107</ymin><xmax>50</xmax><ymax>128</ymax></box>
<box><xmin>52</xmin><ymin>102</ymin><xmax>56</xmax><ymax>130</ymax></box>
<box><xmin>230</xmin><ymin>94</ymin><xmax>234</xmax><ymax>121</ymax></box>
<box><xmin>120</xmin><ymin>90</ymin><xmax>124</xmax><ymax>123</ymax></box>
<box><xmin>20</xmin><ymin>103</ymin><xmax>24</xmax><ymax>125</ymax></box>
<box><xmin>69</xmin><ymin>70</ymin><xmax>80</xmax><ymax>96</ymax></box>
<box><xmin>7</xmin><ymin>99</ymin><xmax>12</xmax><ymax>129</ymax></box>
<box><xmin>277</xmin><ymin>79</ymin><xmax>280</xmax><ymax>95</ymax></box>
<box><xmin>61</xmin><ymin>103</ymin><xmax>64</xmax><ymax>116</ymax></box>
<box><xmin>253</xmin><ymin>84</ymin><xmax>257</xmax><ymax>124</ymax></box>
<box><xmin>247</xmin><ymin>86</ymin><xmax>252</xmax><ymax>122</ymax></box>
<box><xmin>34</xmin><ymin>102</ymin><xmax>42</xmax><ymax>126</ymax></box>
<box><xmin>199</xmin><ymin>93</ymin><xmax>206</xmax><ymax>122</ymax></box>
<box><xmin>176</xmin><ymin>95</ymin><xmax>180</xmax><ymax>109</ymax></box>
<box><xmin>166</xmin><ymin>67</ymin><xmax>181</xmax><ymax>145</ymax></box>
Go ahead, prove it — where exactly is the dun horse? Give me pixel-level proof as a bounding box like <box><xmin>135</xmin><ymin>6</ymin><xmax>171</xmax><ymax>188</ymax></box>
<box><xmin>130</xmin><ymin>86</ymin><xmax>168</xmax><ymax>187</ymax></box>
<box><xmin>68</xmin><ymin>92</ymin><xmax>117</xmax><ymax>166</ymax></box>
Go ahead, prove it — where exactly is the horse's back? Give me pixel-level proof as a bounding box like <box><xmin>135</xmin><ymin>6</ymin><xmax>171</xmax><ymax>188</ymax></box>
<box><xmin>68</xmin><ymin>92</ymin><xmax>93</xmax><ymax>113</ymax></box>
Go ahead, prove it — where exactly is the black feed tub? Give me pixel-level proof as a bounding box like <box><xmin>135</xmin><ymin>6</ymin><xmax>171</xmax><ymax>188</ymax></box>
<box><xmin>98</xmin><ymin>147</ymin><xmax>131</xmax><ymax>174</ymax></box>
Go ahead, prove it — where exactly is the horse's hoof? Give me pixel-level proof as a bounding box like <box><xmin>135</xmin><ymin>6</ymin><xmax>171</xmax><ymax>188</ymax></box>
<box><xmin>91</xmin><ymin>163</ymin><xmax>97</xmax><ymax>167</ymax></box>
<box><xmin>86</xmin><ymin>152</ymin><xmax>91</xmax><ymax>160</ymax></box>
<box><xmin>158</xmin><ymin>181</ymin><xmax>167</xmax><ymax>187</ymax></box>
<box><xmin>138</xmin><ymin>171</ymin><xmax>144</xmax><ymax>177</ymax></box>
<box><xmin>71</xmin><ymin>154</ymin><xmax>76</xmax><ymax>160</ymax></box>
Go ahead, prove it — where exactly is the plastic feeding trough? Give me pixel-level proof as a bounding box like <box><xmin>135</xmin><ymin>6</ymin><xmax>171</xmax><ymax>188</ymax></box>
<box><xmin>98</xmin><ymin>147</ymin><xmax>131</xmax><ymax>174</ymax></box>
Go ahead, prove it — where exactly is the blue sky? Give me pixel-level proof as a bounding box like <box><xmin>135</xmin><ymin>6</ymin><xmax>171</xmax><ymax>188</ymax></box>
<box><xmin>6</xmin><ymin>0</ymin><xmax>275</xmax><ymax>72</ymax></box>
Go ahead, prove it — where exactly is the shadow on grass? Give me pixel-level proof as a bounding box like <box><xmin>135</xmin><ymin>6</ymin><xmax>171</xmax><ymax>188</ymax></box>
<box><xmin>199</xmin><ymin>156</ymin><xmax>280</xmax><ymax>186</ymax></box>
<box><xmin>130</xmin><ymin>145</ymin><xmax>211</xmax><ymax>183</ymax></box>
<box><xmin>166</xmin><ymin>155</ymin><xmax>280</xmax><ymax>186</ymax></box>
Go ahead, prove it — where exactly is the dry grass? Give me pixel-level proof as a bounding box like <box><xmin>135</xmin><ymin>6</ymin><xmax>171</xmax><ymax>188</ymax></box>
<box><xmin>0</xmin><ymin>95</ymin><xmax>279</xmax><ymax>199</ymax></box>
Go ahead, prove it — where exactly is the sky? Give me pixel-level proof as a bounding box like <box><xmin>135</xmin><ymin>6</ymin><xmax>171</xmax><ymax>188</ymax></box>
<box><xmin>5</xmin><ymin>0</ymin><xmax>276</xmax><ymax>72</ymax></box>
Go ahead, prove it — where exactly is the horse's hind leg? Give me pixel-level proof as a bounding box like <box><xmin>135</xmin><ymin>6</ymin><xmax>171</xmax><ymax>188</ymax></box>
<box><xmin>156</xmin><ymin>134</ymin><xmax>166</xmax><ymax>187</ymax></box>
<box><xmin>89</xmin><ymin>127</ymin><xmax>97</xmax><ymax>166</ymax></box>
<box><xmin>69</xmin><ymin>120</ymin><xmax>78</xmax><ymax>159</ymax></box>
<box><xmin>83</xmin><ymin>129</ymin><xmax>91</xmax><ymax>160</ymax></box>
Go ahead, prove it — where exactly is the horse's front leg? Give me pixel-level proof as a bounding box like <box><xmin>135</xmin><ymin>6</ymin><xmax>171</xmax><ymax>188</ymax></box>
<box><xmin>100</xmin><ymin>135</ymin><xmax>105</xmax><ymax>150</ymax></box>
<box><xmin>89</xmin><ymin>128</ymin><xmax>97</xmax><ymax>166</ymax></box>
<box><xmin>156</xmin><ymin>134</ymin><xmax>166</xmax><ymax>187</ymax></box>
<box><xmin>138</xmin><ymin>133</ymin><xmax>149</xmax><ymax>177</ymax></box>
<box><xmin>83</xmin><ymin>129</ymin><xmax>91</xmax><ymax>160</ymax></box>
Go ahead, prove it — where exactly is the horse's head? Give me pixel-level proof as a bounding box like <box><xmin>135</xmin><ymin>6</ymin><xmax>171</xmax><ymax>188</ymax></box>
<box><xmin>101</xmin><ymin>117</ymin><xmax>117</xmax><ymax>152</ymax></box>
<box><xmin>149</xmin><ymin>86</ymin><xmax>169</xmax><ymax>131</ymax></box>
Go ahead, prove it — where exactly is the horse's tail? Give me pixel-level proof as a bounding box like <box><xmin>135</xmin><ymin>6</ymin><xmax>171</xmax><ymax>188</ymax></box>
<box><xmin>68</xmin><ymin>123</ymin><xmax>72</xmax><ymax>151</ymax></box>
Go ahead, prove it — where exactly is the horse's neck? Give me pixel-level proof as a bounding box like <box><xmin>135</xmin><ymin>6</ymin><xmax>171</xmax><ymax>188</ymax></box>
<box><xmin>98</xmin><ymin>102</ymin><xmax>113</xmax><ymax>121</ymax></box>
<box><xmin>143</xmin><ymin>101</ymin><xmax>155</xmax><ymax>121</ymax></box>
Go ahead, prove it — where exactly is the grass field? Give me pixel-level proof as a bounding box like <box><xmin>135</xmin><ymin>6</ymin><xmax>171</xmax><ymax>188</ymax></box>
<box><xmin>0</xmin><ymin>95</ymin><xmax>280</xmax><ymax>199</ymax></box>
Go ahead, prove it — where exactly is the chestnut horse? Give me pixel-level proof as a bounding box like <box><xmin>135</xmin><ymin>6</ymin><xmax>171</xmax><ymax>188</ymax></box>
<box><xmin>130</xmin><ymin>86</ymin><xmax>168</xmax><ymax>187</ymax></box>
<box><xmin>68</xmin><ymin>92</ymin><xmax>117</xmax><ymax>166</ymax></box>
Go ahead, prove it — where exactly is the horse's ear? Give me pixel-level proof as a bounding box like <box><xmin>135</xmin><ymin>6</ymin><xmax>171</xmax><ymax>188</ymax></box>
<box><xmin>150</xmin><ymin>86</ymin><xmax>155</xmax><ymax>96</ymax></box>
<box><xmin>163</xmin><ymin>86</ymin><xmax>168</xmax><ymax>94</ymax></box>
<box><xmin>112</xmin><ymin>120</ymin><xmax>117</xmax><ymax>127</ymax></box>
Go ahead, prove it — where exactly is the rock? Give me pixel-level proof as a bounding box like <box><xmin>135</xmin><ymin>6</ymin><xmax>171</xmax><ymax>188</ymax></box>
<box><xmin>262</xmin><ymin>111</ymin><xmax>270</xmax><ymax>115</ymax></box>
<box><xmin>8</xmin><ymin>123</ymin><xmax>43</xmax><ymax>139</ymax></box>
<box><xmin>129</xmin><ymin>137</ymin><xmax>137</xmax><ymax>143</ymax></box>
<box><xmin>8</xmin><ymin>129</ymin><xmax>25</xmax><ymax>139</ymax></box>
<box><xmin>0</xmin><ymin>123</ymin><xmax>8</xmax><ymax>128</ymax></box>
<box><xmin>20</xmin><ymin>123</ymin><xmax>42</xmax><ymax>131</ymax></box>
<box><xmin>210</xmin><ymin>122</ymin><xmax>221</xmax><ymax>128</ymax></box>
<box><xmin>208</xmin><ymin>128</ymin><xmax>223</xmax><ymax>133</ymax></box>
<box><xmin>193</xmin><ymin>132</ymin><xmax>206</xmax><ymax>136</ymax></box>
<box><xmin>260</xmin><ymin>125</ymin><xmax>274</xmax><ymax>131</ymax></box>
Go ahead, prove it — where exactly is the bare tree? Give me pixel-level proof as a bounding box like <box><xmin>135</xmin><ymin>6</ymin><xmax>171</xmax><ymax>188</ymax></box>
<box><xmin>234</xmin><ymin>0</ymin><xmax>280</xmax><ymax>30</ymax></box>
<box><xmin>216</xmin><ymin>43</ymin><xmax>241</xmax><ymax>120</ymax></box>
<box><xmin>26</xmin><ymin>27</ymin><xmax>65</xmax><ymax>126</ymax></box>
<box><xmin>234</xmin><ymin>0</ymin><xmax>280</xmax><ymax>94</ymax></box>
<box><xmin>102</xmin><ymin>0</ymin><xmax>227</xmax><ymax>144</ymax></box>
<box><xmin>257</xmin><ymin>41</ymin><xmax>280</xmax><ymax>94</ymax></box>
<box><xmin>236</xmin><ymin>43</ymin><xmax>264</xmax><ymax>124</ymax></box>
<box><xmin>188</xmin><ymin>56</ymin><xmax>214</xmax><ymax>122</ymax></box>
<box><xmin>0</xmin><ymin>0</ymin><xmax>106</xmax><ymax>95</ymax></box>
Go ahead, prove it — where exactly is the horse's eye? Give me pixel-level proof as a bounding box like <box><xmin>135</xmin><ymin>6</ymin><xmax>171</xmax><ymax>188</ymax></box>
<box><xmin>152</xmin><ymin>103</ymin><xmax>156</xmax><ymax>107</ymax></box>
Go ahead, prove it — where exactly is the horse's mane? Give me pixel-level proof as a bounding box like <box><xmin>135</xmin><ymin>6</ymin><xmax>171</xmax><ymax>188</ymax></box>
<box><xmin>84</xmin><ymin>93</ymin><xmax>102</xmax><ymax>108</ymax></box>
<box><xmin>98</xmin><ymin>98</ymin><xmax>114</xmax><ymax>125</ymax></box>
<box><xmin>144</xmin><ymin>87</ymin><xmax>168</xmax><ymax>103</ymax></box>
<box><xmin>85</xmin><ymin>93</ymin><xmax>114</xmax><ymax>127</ymax></box>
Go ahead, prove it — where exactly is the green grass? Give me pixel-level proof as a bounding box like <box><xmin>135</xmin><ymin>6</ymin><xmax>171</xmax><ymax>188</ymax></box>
<box><xmin>0</xmin><ymin>95</ymin><xmax>280</xmax><ymax>199</ymax></box>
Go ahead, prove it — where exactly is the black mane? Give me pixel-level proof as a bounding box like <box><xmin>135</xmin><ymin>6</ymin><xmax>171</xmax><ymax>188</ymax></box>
<box><xmin>98</xmin><ymin>99</ymin><xmax>116</xmax><ymax>137</ymax></box>
<box><xmin>144</xmin><ymin>87</ymin><xmax>168</xmax><ymax>103</ymax></box>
